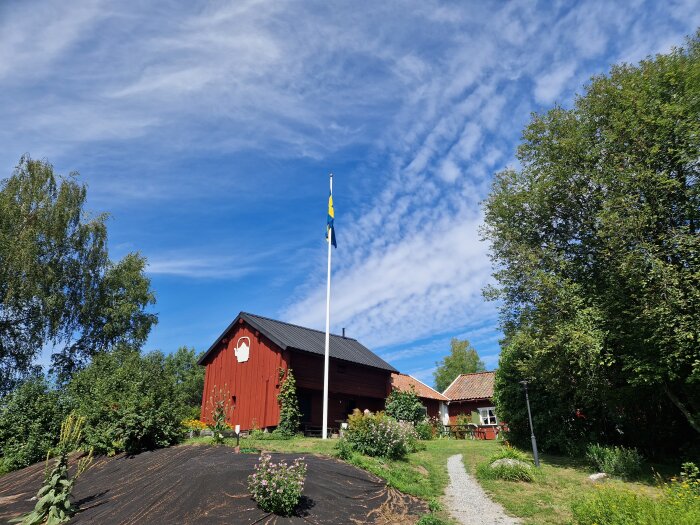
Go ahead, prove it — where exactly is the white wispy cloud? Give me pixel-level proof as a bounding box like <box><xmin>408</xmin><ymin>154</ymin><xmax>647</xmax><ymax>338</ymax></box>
<box><xmin>3</xmin><ymin>0</ymin><xmax>696</xmax><ymax>365</ymax></box>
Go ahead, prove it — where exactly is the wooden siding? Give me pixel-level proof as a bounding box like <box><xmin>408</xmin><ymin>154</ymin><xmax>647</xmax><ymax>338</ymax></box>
<box><xmin>290</xmin><ymin>351</ymin><xmax>391</xmax><ymax>400</ymax></box>
<box><xmin>447</xmin><ymin>399</ymin><xmax>499</xmax><ymax>439</ymax></box>
<box><xmin>421</xmin><ymin>398</ymin><xmax>441</xmax><ymax>419</ymax></box>
<box><xmin>200</xmin><ymin>319</ymin><xmax>392</xmax><ymax>431</ymax></box>
<box><xmin>200</xmin><ymin>321</ymin><xmax>288</xmax><ymax>430</ymax></box>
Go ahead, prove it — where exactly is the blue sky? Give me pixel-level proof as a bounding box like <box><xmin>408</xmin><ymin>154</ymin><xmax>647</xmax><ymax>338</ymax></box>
<box><xmin>1</xmin><ymin>1</ymin><xmax>698</xmax><ymax>387</ymax></box>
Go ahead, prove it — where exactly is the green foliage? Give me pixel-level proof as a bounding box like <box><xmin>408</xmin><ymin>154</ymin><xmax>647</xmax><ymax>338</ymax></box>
<box><xmin>415</xmin><ymin>419</ymin><xmax>434</xmax><ymax>440</ymax></box>
<box><xmin>484</xmin><ymin>33</ymin><xmax>700</xmax><ymax>454</ymax></box>
<box><xmin>165</xmin><ymin>347</ymin><xmax>205</xmax><ymax>420</ymax></box>
<box><xmin>427</xmin><ymin>497</ymin><xmax>442</xmax><ymax>512</ymax></box>
<box><xmin>341</xmin><ymin>409</ymin><xmax>420</xmax><ymax>459</ymax></box>
<box><xmin>0</xmin><ymin>377</ymin><xmax>68</xmax><ymax>474</ymax></box>
<box><xmin>573</xmin><ymin>463</ymin><xmax>700</xmax><ymax>524</ymax></box>
<box><xmin>203</xmin><ymin>385</ymin><xmax>233</xmax><ymax>445</ymax></box>
<box><xmin>0</xmin><ymin>155</ymin><xmax>157</xmax><ymax>390</ymax></box>
<box><xmin>69</xmin><ymin>347</ymin><xmax>183</xmax><ymax>455</ymax></box>
<box><xmin>586</xmin><ymin>444</ymin><xmax>644</xmax><ymax>479</ymax></box>
<box><xmin>572</xmin><ymin>482</ymin><xmax>700</xmax><ymax>525</ymax></box>
<box><xmin>385</xmin><ymin>386</ymin><xmax>426</xmax><ymax>424</ymax></box>
<box><xmin>416</xmin><ymin>514</ymin><xmax>450</xmax><ymax>525</ymax></box>
<box><xmin>477</xmin><ymin>446</ymin><xmax>535</xmax><ymax>482</ymax></box>
<box><xmin>13</xmin><ymin>414</ymin><xmax>93</xmax><ymax>525</ymax></box>
<box><xmin>248</xmin><ymin>453</ymin><xmax>307</xmax><ymax>516</ymax></box>
<box><xmin>276</xmin><ymin>368</ymin><xmax>301</xmax><ymax>437</ymax></box>
<box><xmin>433</xmin><ymin>338</ymin><xmax>485</xmax><ymax>392</ymax></box>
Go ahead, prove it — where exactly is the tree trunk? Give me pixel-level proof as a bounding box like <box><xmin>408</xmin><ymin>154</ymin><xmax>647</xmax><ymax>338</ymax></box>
<box><xmin>664</xmin><ymin>384</ymin><xmax>700</xmax><ymax>434</ymax></box>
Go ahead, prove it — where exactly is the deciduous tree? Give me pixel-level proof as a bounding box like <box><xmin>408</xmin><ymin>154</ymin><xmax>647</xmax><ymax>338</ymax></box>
<box><xmin>433</xmin><ymin>338</ymin><xmax>485</xmax><ymax>392</ymax></box>
<box><xmin>0</xmin><ymin>156</ymin><xmax>157</xmax><ymax>391</ymax></box>
<box><xmin>483</xmin><ymin>33</ymin><xmax>700</xmax><ymax>452</ymax></box>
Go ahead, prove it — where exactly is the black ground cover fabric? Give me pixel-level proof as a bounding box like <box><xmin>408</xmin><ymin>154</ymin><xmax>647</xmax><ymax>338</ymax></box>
<box><xmin>0</xmin><ymin>445</ymin><xmax>425</xmax><ymax>524</ymax></box>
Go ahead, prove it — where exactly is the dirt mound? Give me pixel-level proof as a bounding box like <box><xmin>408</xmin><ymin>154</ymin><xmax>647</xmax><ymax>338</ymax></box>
<box><xmin>0</xmin><ymin>445</ymin><xmax>426</xmax><ymax>524</ymax></box>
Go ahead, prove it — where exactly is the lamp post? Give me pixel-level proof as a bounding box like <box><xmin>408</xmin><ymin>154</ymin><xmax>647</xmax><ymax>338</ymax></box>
<box><xmin>519</xmin><ymin>380</ymin><xmax>540</xmax><ymax>467</ymax></box>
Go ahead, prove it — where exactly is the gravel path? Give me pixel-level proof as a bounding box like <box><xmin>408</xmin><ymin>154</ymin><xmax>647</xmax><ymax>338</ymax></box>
<box><xmin>444</xmin><ymin>454</ymin><xmax>521</xmax><ymax>525</ymax></box>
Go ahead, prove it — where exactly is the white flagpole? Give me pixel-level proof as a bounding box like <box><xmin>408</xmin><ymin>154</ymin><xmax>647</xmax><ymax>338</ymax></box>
<box><xmin>322</xmin><ymin>173</ymin><xmax>333</xmax><ymax>440</ymax></box>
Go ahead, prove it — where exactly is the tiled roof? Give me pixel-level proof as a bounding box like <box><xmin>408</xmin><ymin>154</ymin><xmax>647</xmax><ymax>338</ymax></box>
<box><xmin>443</xmin><ymin>371</ymin><xmax>495</xmax><ymax>401</ymax></box>
<box><xmin>391</xmin><ymin>373</ymin><xmax>449</xmax><ymax>401</ymax></box>
<box><xmin>198</xmin><ymin>312</ymin><xmax>398</xmax><ymax>373</ymax></box>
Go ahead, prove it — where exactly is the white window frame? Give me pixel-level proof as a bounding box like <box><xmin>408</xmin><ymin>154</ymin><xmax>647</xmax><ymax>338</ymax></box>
<box><xmin>478</xmin><ymin>406</ymin><xmax>498</xmax><ymax>426</ymax></box>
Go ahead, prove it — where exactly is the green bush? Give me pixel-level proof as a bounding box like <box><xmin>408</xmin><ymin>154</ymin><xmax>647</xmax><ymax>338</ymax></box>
<box><xmin>385</xmin><ymin>387</ymin><xmax>426</xmax><ymax>424</ymax></box>
<box><xmin>477</xmin><ymin>446</ymin><xmax>535</xmax><ymax>482</ymax></box>
<box><xmin>248</xmin><ymin>453</ymin><xmax>307</xmax><ymax>516</ymax></box>
<box><xmin>415</xmin><ymin>419</ymin><xmax>434</xmax><ymax>440</ymax></box>
<box><xmin>0</xmin><ymin>378</ymin><xmax>68</xmax><ymax>473</ymax></box>
<box><xmin>69</xmin><ymin>347</ymin><xmax>183</xmax><ymax>455</ymax></box>
<box><xmin>341</xmin><ymin>409</ymin><xmax>419</xmax><ymax>459</ymax></box>
<box><xmin>585</xmin><ymin>443</ymin><xmax>643</xmax><ymax>479</ymax></box>
<box><xmin>276</xmin><ymin>368</ymin><xmax>301</xmax><ymax>437</ymax></box>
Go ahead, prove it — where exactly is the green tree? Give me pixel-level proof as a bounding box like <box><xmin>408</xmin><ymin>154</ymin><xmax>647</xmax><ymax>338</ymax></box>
<box><xmin>69</xmin><ymin>346</ymin><xmax>182</xmax><ymax>455</ymax></box>
<box><xmin>276</xmin><ymin>368</ymin><xmax>301</xmax><ymax>437</ymax></box>
<box><xmin>165</xmin><ymin>346</ymin><xmax>205</xmax><ymax>419</ymax></box>
<box><xmin>385</xmin><ymin>386</ymin><xmax>425</xmax><ymax>424</ymax></box>
<box><xmin>0</xmin><ymin>155</ymin><xmax>157</xmax><ymax>390</ymax></box>
<box><xmin>433</xmin><ymin>338</ymin><xmax>485</xmax><ymax>392</ymax></box>
<box><xmin>483</xmin><ymin>33</ymin><xmax>700</xmax><ymax>452</ymax></box>
<box><xmin>0</xmin><ymin>377</ymin><xmax>69</xmax><ymax>473</ymax></box>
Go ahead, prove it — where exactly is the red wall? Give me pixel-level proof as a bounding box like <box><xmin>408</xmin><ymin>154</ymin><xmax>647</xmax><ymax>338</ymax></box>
<box><xmin>291</xmin><ymin>351</ymin><xmax>391</xmax><ymax>400</ymax></box>
<box><xmin>448</xmin><ymin>399</ymin><xmax>499</xmax><ymax>439</ymax></box>
<box><xmin>200</xmin><ymin>319</ymin><xmax>393</xmax><ymax>431</ymax></box>
<box><xmin>421</xmin><ymin>398</ymin><xmax>441</xmax><ymax>419</ymax></box>
<box><xmin>200</xmin><ymin>320</ymin><xmax>288</xmax><ymax>430</ymax></box>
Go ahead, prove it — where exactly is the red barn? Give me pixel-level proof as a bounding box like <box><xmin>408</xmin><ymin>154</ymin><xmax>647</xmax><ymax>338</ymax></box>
<box><xmin>198</xmin><ymin>312</ymin><xmax>397</xmax><ymax>432</ymax></box>
<box><xmin>390</xmin><ymin>373</ymin><xmax>449</xmax><ymax>422</ymax></box>
<box><xmin>443</xmin><ymin>371</ymin><xmax>500</xmax><ymax>439</ymax></box>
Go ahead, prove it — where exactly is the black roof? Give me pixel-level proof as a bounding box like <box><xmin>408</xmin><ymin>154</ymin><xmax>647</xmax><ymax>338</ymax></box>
<box><xmin>198</xmin><ymin>312</ymin><xmax>398</xmax><ymax>373</ymax></box>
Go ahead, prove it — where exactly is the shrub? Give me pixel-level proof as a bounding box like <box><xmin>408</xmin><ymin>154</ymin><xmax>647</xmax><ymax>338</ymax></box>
<box><xmin>335</xmin><ymin>437</ymin><xmax>354</xmax><ymax>460</ymax></box>
<box><xmin>477</xmin><ymin>445</ymin><xmax>535</xmax><ymax>482</ymax></box>
<box><xmin>585</xmin><ymin>443</ymin><xmax>643</xmax><ymax>479</ymax></box>
<box><xmin>276</xmin><ymin>368</ymin><xmax>301</xmax><ymax>437</ymax></box>
<box><xmin>248</xmin><ymin>453</ymin><xmax>307</xmax><ymax>516</ymax></box>
<box><xmin>206</xmin><ymin>386</ymin><xmax>234</xmax><ymax>445</ymax></box>
<box><xmin>385</xmin><ymin>387</ymin><xmax>426</xmax><ymax>424</ymax></box>
<box><xmin>342</xmin><ymin>409</ymin><xmax>419</xmax><ymax>459</ymax></box>
<box><xmin>489</xmin><ymin>445</ymin><xmax>531</xmax><ymax>462</ymax></box>
<box><xmin>69</xmin><ymin>347</ymin><xmax>183</xmax><ymax>455</ymax></box>
<box><xmin>477</xmin><ymin>460</ymin><xmax>535</xmax><ymax>482</ymax></box>
<box><xmin>0</xmin><ymin>377</ymin><xmax>69</xmax><ymax>473</ymax></box>
<box><xmin>415</xmin><ymin>419</ymin><xmax>434</xmax><ymax>440</ymax></box>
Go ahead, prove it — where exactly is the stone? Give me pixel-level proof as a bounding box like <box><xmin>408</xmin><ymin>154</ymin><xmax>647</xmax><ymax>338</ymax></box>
<box><xmin>490</xmin><ymin>458</ymin><xmax>532</xmax><ymax>469</ymax></box>
<box><xmin>588</xmin><ymin>472</ymin><xmax>608</xmax><ymax>482</ymax></box>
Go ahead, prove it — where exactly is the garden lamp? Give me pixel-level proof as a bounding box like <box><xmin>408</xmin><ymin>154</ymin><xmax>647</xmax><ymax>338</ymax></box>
<box><xmin>520</xmin><ymin>380</ymin><xmax>540</xmax><ymax>467</ymax></box>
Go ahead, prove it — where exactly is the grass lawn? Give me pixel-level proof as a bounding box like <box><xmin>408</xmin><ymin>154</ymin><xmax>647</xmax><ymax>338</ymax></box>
<box><xmin>185</xmin><ymin>435</ymin><xmax>668</xmax><ymax>524</ymax></box>
<box><xmin>462</xmin><ymin>445</ymin><xmax>664</xmax><ymax>525</ymax></box>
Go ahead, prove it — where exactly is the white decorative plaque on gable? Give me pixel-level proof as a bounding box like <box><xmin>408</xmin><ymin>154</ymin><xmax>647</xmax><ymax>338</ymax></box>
<box><xmin>234</xmin><ymin>336</ymin><xmax>250</xmax><ymax>363</ymax></box>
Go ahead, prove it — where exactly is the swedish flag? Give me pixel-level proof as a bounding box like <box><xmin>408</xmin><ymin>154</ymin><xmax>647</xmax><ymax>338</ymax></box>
<box><xmin>326</xmin><ymin>191</ymin><xmax>337</xmax><ymax>248</ymax></box>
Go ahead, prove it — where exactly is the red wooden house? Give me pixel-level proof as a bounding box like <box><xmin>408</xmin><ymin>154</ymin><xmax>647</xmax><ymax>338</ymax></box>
<box><xmin>443</xmin><ymin>371</ymin><xmax>500</xmax><ymax>439</ymax></box>
<box><xmin>198</xmin><ymin>312</ymin><xmax>397</xmax><ymax>432</ymax></box>
<box><xmin>390</xmin><ymin>373</ymin><xmax>449</xmax><ymax>422</ymax></box>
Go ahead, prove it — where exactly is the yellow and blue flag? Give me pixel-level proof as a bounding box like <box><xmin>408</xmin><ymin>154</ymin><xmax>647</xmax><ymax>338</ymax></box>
<box><xmin>326</xmin><ymin>190</ymin><xmax>337</xmax><ymax>248</ymax></box>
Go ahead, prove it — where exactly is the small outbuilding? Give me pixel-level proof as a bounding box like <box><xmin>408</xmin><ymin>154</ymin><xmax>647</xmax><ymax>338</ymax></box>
<box><xmin>198</xmin><ymin>312</ymin><xmax>397</xmax><ymax>432</ymax></box>
<box><xmin>443</xmin><ymin>371</ymin><xmax>500</xmax><ymax>439</ymax></box>
<box><xmin>390</xmin><ymin>373</ymin><xmax>449</xmax><ymax>423</ymax></box>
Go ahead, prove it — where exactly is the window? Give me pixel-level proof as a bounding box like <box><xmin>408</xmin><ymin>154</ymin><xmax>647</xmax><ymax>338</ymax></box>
<box><xmin>478</xmin><ymin>407</ymin><xmax>498</xmax><ymax>425</ymax></box>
